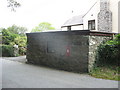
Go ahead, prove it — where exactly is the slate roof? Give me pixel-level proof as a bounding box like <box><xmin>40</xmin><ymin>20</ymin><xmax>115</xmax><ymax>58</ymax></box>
<box><xmin>61</xmin><ymin>15</ymin><xmax>84</xmax><ymax>27</ymax></box>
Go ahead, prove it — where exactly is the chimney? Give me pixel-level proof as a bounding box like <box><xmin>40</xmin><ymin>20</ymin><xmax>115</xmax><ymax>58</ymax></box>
<box><xmin>98</xmin><ymin>0</ymin><xmax>112</xmax><ymax>32</ymax></box>
<box><xmin>100</xmin><ymin>0</ymin><xmax>109</xmax><ymax>11</ymax></box>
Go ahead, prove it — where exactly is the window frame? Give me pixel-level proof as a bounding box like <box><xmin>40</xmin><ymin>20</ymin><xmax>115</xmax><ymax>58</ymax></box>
<box><xmin>88</xmin><ymin>20</ymin><xmax>95</xmax><ymax>30</ymax></box>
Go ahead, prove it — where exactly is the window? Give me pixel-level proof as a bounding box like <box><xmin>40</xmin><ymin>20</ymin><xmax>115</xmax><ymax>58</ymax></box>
<box><xmin>67</xmin><ymin>26</ymin><xmax>71</xmax><ymax>31</ymax></box>
<box><xmin>88</xmin><ymin>20</ymin><xmax>95</xmax><ymax>30</ymax></box>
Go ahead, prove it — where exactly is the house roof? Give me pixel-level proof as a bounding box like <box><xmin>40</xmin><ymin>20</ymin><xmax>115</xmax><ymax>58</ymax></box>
<box><xmin>61</xmin><ymin>15</ymin><xmax>84</xmax><ymax>28</ymax></box>
<box><xmin>61</xmin><ymin>1</ymin><xmax>99</xmax><ymax>28</ymax></box>
<box><xmin>82</xmin><ymin>1</ymin><xmax>98</xmax><ymax>18</ymax></box>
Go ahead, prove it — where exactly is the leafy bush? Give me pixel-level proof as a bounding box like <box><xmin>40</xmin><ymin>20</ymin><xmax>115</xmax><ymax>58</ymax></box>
<box><xmin>2</xmin><ymin>29</ymin><xmax>18</xmax><ymax>45</ymax></box>
<box><xmin>1</xmin><ymin>25</ymin><xmax>27</xmax><ymax>56</ymax></box>
<box><xmin>1</xmin><ymin>45</ymin><xmax>15</xmax><ymax>57</ymax></box>
<box><xmin>106</xmin><ymin>34</ymin><xmax>120</xmax><ymax>45</ymax></box>
<box><xmin>95</xmin><ymin>34</ymin><xmax>120</xmax><ymax>66</ymax></box>
<box><xmin>19</xmin><ymin>47</ymin><xmax>26</xmax><ymax>55</ymax></box>
<box><xmin>96</xmin><ymin>44</ymin><xmax>119</xmax><ymax>66</ymax></box>
<box><xmin>90</xmin><ymin>34</ymin><xmax>120</xmax><ymax>81</ymax></box>
<box><xmin>0</xmin><ymin>45</ymin><xmax>2</xmax><ymax>57</ymax></box>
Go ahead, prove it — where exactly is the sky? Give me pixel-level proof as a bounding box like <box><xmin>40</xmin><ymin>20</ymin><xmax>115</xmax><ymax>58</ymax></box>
<box><xmin>0</xmin><ymin>0</ymin><xmax>97</xmax><ymax>32</ymax></box>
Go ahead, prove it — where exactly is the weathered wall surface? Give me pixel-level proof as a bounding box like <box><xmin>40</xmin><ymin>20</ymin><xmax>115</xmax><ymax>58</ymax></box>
<box><xmin>88</xmin><ymin>35</ymin><xmax>112</xmax><ymax>72</ymax></box>
<box><xmin>26</xmin><ymin>31</ymin><xmax>113</xmax><ymax>73</ymax></box>
<box><xmin>27</xmin><ymin>31</ymin><xmax>89</xmax><ymax>73</ymax></box>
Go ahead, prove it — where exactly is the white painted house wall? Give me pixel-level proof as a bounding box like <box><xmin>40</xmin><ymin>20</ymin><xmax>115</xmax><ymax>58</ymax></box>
<box><xmin>109</xmin><ymin>0</ymin><xmax>120</xmax><ymax>33</ymax></box>
<box><xmin>71</xmin><ymin>25</ymin><xmax>83</xmax><ymax>30</ymax></box>
<box><xmin>62</xmin><ymin>27</ymin><xmax>67</xmax><ymax>31</ymax></box>
<box><xmin>61</xmin><ymin>25</ymin><xmax>83</xmax><ymax>31</ymax></box>
<box><xmin>83</xmin><ymin>0</ymin><xmax>119</xmax><ymax>33</ymax></box>
<box><xmin>61</xmin><ymin>0</ymin><xmax>119</xmax><ymax>33</ymax></box>
<box><xmin>118</xmin><ymin>1</ymin><xmax>120</xmax><ymax>33</ymax></box>
<box><xmin>83</xmin><ymin>1</ymin><xmax>100</xmax><ymax>31</ymax></box>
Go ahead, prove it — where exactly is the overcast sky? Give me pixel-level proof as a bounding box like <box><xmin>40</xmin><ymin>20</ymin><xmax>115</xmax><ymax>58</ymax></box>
<box><xmin>0</xmin><ymin>0</ymin><xmax>97</xmax><ymax>32</ymax></box>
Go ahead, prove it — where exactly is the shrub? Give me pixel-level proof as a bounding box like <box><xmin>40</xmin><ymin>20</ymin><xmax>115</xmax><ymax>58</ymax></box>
<box><xmin>96</xmin><ymin>44</ymin><xmax>119</xmax><ymax>66</ymax></box>
<box><xmin>90</xmin><ymin>34</ymin><xmax>120</xmax><ymax>81</ymax></box>
<box><xmin>19</xmin><ymin>47</ymin><xmax>26</xmax><ymax>55</ymax></box>
<box><xmin>1</xmin><ymin>45</ymin><xmax>15</xmax><ymax>57</ymax></box>
<box><xmin>95</xmin><ymin>34</ymin><xmax>120</xmax><ymax>66</ymax></box>
<box><xmin>106</xmin><ymin>34</ymin><xmax>120</xmax><ymax>45</ymax></box>
<box><xmin>0</xmin><ymin>45</ymin><xmax>2</xmax><ymax>57</ymax></box>
<box><xmin>1</xmin><ymin>25</ymin><xmax>27</xmax><ymax>56</ymax></box>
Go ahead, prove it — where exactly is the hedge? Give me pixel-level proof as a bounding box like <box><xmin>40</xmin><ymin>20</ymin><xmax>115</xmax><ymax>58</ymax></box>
<box><xmin>95</xmin><ymin>44</ymin><xmax>119</xmax><ymax>66</ymax></box>
<box><xmin>1</xmin><ymin>45</ymin><xmax>14</xmax><ymax>57</ymax></box>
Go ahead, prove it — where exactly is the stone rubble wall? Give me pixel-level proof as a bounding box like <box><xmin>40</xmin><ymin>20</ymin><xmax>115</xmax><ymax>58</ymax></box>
<box><xmin>88</xmin><ymin>35</ymin><xmax>112</xmax><ymax>72</ymax></box>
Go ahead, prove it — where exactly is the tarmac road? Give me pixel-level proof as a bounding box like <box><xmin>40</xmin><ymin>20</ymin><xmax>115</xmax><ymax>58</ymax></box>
<box><xmin>2</xmin><ymin>56</ymin><xmax>119</xmax><ymax>88</ymax></box>
<box><xmin>0</xmin><ymin>58</ymin><xmax>2</xmax><ymax>89</ymax></box>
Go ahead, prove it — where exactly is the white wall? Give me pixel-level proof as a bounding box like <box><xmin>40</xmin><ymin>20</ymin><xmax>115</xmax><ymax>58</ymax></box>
<box><xmin>62</xmin><ymin>0</ymin><xmax>120</xmax><ymax>33</ymax></box>
<box><xmin>61</xmin><ymin>27</ymin><xmax>67</xmax><ymax>31</ymax></box>
<box><xmin>61</xmin><ymin>25</ymin><xmax>83</xmax><ymax>31</ymax></box>
<box><xmin>83</xmin><ymin>0</ymin><xmax>119</xmax><ymax>33</ymax></box>
<box><xmin>118</xmin><ymin>1</ymin><xmax>120</xmax><ymax>33</ymax></box>
<box><xmin>71</xmin><ymin>25</ymin><xmax>83</xmax><ymax>30</ymax></box>
<box><xmin>83</xmin><ymin>1</ymin><xmax>100</xmax><ymax>31</ymax></box>
<box><xmin>109</xmin><ymin>0</ymin><xmax>120</xmax><ymax>33</ymax></box>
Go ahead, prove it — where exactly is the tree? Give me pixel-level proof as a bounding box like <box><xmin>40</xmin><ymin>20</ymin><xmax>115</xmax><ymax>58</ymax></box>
<box><xmin>2</xmin><ymin>28</ymin><xmax>18</xmax><ymax>45</ymax></box>
<box><xmin>7</xmin><ymin>0</ymin><xmax>21</xmax><ymax>12</ymax></box>
<box><xmin>2</xmin><ymin>25</ymin><xmax>27</xmax><ymax>56</ymax></box>
<box><xmin>2</xmin><ymin>25</ymin><xmax>27</xmax><ymax>45</ymax></box>
<box><xmin>7</xmin><ymin>25</ymin><xmax>27</xmax><ymax>36</ymax></box>
<box><xmin>31</xmin><ymin>22</ymin><xmax>55</xmax><ymax>32</ymax></box>
<box><xmin>14</xmin><ymin>36</ymin><xmax>27</xmax><ymax>47</ymax></box>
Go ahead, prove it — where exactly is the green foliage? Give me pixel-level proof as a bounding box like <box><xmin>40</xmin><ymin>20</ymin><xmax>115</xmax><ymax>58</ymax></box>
<box><xmin>95</xmin><ymin>34</ymin><xmax>120</xmax><ymax>66</ymax></box>
<box><xmin>95</xmin><ymin>44</ymin><xmax>119</xmax><ymax>66</ymax></box>
<box><xmin>106</xmin><ymin>34</ymin><xmax>120</xmax><ymax>45</ymax></box>
<box><xmin>1</xmin><ymin>45</ymin><xmax>14</xmax><ymax>57</ymax></box>
<box><xmin>2</xmin><ymin>28</ymin><xmax>18</xmax><ymax>45</ymax></box>
<box><xmin>14</xmin><ymin>36</ymin><xmax>27</xmax><ymax>47</ymax></box>
<box><xmin>91</xmin><ymin>34</ymin><xmax>120</xmax><ymax>81</ymax></box>
<box><xmin>14</xmin><ymin>36</ymin><xmax>27</xmax><ymax>55</ymax></box>
<box><xmin>90</xmin><ymin>66</ymin><xmax>120</xmax><ymax>81</ymax></box>
<box><xmin>1</xmin><ymin>25</ymin><xmax>27</xmax><ymax>57</ymax></box>
<box><xmin>19</xmin><ymin>47</ymin><xmax>26</xmax><ymax>55</ymax></box>
<box><xmin>31</xmin><ymin>22</ymin><xmax>55</xmax><ymax>32</ymax></box>
<box><xmin>7</xmin><ymin>25</ymin><xmax>27</xmax><ymax>36</ymax></box>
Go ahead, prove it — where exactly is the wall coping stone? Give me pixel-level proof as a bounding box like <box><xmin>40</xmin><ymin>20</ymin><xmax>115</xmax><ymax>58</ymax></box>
<box><xmin>27</xmin><ymin>30</ymin><xmax>117</xmax><ymax>36</ymax></box>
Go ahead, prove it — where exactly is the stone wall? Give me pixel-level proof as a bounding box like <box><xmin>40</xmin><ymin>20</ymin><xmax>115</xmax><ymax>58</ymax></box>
<box><xmin>27</xmin><ymin>31</ymin><xmax>89</xmax><ymax>73</ymax></box>
<box><xmin>26</xmin><ymin>30</ymin><xmax>114</xmax><ymax>73</ymax></box>
<box><xmin>88</xmin><ymin>35</ymin><xmax>112</xmax><ymax>72</ymax></box>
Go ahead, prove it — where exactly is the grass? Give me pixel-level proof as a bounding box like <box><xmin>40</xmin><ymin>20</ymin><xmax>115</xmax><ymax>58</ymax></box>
<box><xmin>89</xmin><ymin>65</ymin><xmax>120</xmax><ymax>81</ymax></box>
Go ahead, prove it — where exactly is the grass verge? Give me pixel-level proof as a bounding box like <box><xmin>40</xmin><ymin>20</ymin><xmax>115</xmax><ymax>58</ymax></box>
<box><xmin>89</xmin><ymin>66</ymin><xmax>120</xmax><ymax>81</ymax></box>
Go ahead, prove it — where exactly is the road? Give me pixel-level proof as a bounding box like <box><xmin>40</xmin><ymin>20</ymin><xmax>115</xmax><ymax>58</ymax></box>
<box><xmin>2</xmin><ymin>56</ymin><xmax>119</xmax><ymax>88</ymax></box>
<box><xmin>0</xmin><ymin>58</ymin><xmax>2</xmax><ymax>89</ymax></box>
